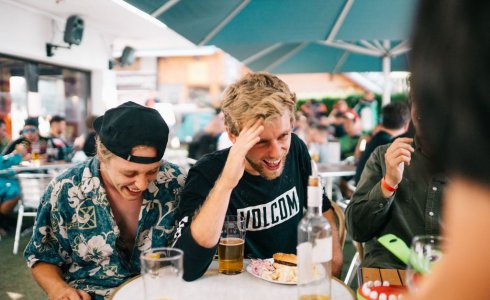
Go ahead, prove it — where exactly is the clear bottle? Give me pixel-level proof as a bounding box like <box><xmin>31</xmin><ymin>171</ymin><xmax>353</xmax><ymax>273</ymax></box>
<box><xmin>297</xmin><ymin>174</ymin><xmax>332</xmax><ymax>300</ymax></box>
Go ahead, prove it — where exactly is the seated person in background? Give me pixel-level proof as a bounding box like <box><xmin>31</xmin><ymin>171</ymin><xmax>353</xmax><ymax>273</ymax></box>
<box><xmin>292</xmin><ymin>111</ymin><xmax>309</xmax><ymax>143</ymax></box>
<box><xmin>306</xmin><ymin>123</ymin><xmax>335</xmax><ymax>163</ymax></box>
<box><xmin>188</xmin><ymin>109</ymin><xmax>226</xmax><ymax>160</ymax></box>
<box><xmin>2</xmin><ymin>117</ymin><xmax>49</xmax><ymax>158</ymax></box>
<box><xmin>345</xmin><ymin>99</ymin><xmax>446</xmax><ymax>269</ymax></box>
<box><xmin>82</xmin><ymin>115</ymin><xmax>97</xmax><ymax>157</ymax></box>
<box><xmin>338</xmin><ymin>111</ymin><xmax>362</xmax><ymax>160</ymax></box>
<box><xmin>354</xmin><ymin>91</ymin><xmax>379</xmax><ymax>134</ymax></box>
<box><xmin>173</xmin><ymin>72</ymin><xmax>343</xmax><ymax>281</ymax></box>
<box><xmin>0</xmin><ymin>144</ymin><xmax>28</xmax><ymax>235</ymax></box>
<box><xmin>354</xmin><ymin>102</ymin><xmax>410</xmax><ymax>184</ymax></box>
<box><xmin>47</xmin><ymin>115</ymin><xmax>71</xmax><ymax>161</ymax></box>
<box><xmin>300</xmin><ymin>98</ymin><xmax>328</xmax><ymax>121</ymax></box>
<box><xmin>325</xmin><ymin>100</ymin><xmax>359</xmax><ymax>139</ymax></box>
<box><xmin>0</xmin><ymin>118</ymin><xmax>10</xmax><ymax>153</ymax></box>
<box><xmin>24</xmin><ymin>102</ymin><xmax>186</xmax><ymax>299</ymax></box>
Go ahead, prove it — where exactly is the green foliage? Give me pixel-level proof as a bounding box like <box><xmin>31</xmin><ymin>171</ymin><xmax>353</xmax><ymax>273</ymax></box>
<box><xmin>297</xmin><ymin>92</ymin><xmax>409</xmax><ymax>114</ymax></box>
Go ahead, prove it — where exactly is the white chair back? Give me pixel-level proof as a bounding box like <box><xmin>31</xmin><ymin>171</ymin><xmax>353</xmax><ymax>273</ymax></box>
<box><xmin>13</xmin><ymin>172</ymin><xmax>55</xmax><ymax>254</ymax></box>
<box><xmin>17</xmin><ymin>173</ymin><xmax>54</xmax><ymax>208</ymax></box>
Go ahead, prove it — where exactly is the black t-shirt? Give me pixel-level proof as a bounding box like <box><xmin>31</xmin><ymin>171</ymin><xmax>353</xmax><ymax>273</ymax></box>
<box><xmin>173</xmin><ymin>133</ymin><xmax>331</xmax><ymax>281</ymax></box>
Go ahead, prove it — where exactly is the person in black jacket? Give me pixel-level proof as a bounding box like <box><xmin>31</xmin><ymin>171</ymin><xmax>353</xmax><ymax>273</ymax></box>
<box><xmin>173</xmin><ymin>72</ymin><xmax>343</xmax><ymax>281</ymax></box>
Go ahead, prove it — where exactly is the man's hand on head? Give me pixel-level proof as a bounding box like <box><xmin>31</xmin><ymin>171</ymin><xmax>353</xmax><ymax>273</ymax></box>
<box><xmin>220</xmin><ymin>119</ymin><xmax>264</xmax><ymax>189</ymax></box>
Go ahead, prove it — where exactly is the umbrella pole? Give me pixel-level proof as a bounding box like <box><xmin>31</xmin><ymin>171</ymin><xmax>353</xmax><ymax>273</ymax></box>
<box><xmin>382</xmin><ymin>40</ymin><xmax>392</xmax><ymax>106</ymax></box>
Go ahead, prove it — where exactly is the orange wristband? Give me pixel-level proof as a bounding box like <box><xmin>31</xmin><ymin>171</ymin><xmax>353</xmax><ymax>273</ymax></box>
<box><xmin>382</xmin><ymin>177</ymin><xmax>397</xmax><ymax>192</ymax></box>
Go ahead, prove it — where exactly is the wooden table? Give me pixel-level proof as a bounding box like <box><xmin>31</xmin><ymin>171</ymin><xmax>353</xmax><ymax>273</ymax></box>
<box><xmin>359</xmin><ymin>267</ymin><xmax>407</xmax><ymax>287</ymax></box>
<box><xmin>110</xmin><ymin>261</ymin><xmax>356</xmax><ymax>300</ymax></box>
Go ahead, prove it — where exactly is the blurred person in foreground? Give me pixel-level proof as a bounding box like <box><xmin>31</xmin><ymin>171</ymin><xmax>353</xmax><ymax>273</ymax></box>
<box><xmin>354</xmin><ymin>102</ymin><xmax>411</xmax><ymax>185</ymax></box>
<box><xmin>173</xmin><ymin>72</ymin><xmax>343</xmax><ymax>281</ymax></box>
<box><xmin>345</xmin><ymin>98</ymin><xmax>446</xmax><ymax>269</ymax></box>
<box><xmin>407</xmin><ymin>1</ymin><xmax>490</xmax><ymax>299</ymax></box>
<box><xmin>24</xmin><ymin>102</ymin><xmax>186</xmax><ymax>299</ymax></box>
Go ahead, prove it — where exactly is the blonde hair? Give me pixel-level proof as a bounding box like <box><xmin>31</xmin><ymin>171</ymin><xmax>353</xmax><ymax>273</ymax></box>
<box><xmin>95</xmin><ymin>136</ymin><xmax>115</xmax><ymax>162</ymax></box>
<box><xmin>221</xmin><ymin>72</ymin><xmax>297</xmax><ymax>136</ymax></box>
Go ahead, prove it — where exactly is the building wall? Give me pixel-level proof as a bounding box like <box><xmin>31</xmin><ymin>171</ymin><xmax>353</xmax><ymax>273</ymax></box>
<box><xmin>276</xmin><ymin>73</ymin><xmax>366</xmax><ymax>99</ymax></box>
<box><xmin>157</xmin><ymin>52</ymin><xmax>228</xmax><ymax>105</ymax></box>
<box><xmin>0</xmin><ymin>1</ymin><xmax>117</xmax><ymax>113</ymax></box>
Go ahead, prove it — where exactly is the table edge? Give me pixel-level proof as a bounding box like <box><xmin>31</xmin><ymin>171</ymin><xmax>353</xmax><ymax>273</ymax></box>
<box><xmin>108</xmin><ymin>275</ymin><xmax>141</xmax><ymax>300</ymax></box>
<box><xmin>109</xmin><ymin>275</ymin><xmax>355</xmax><ymax>300</ymax></box>
<box><xmin>333</xmin><ymin>276</ymin><xmax>356</xmax><ymax>299</ymax></box>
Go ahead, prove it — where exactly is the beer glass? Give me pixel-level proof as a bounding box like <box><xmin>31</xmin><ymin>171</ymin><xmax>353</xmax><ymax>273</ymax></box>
<box><xmin>141</xmin><ymin>247</ymin><xmax>183</xmax><ymax>300</ymax></box>
<box><xmin>406</xmin><ymin>235</ymin><xmax>443</xmax><ymax>292</ymax></box>
<box><xmin>31</xmin><ymin>142</ymin><xmax>41</xmax><ymax>166</ymax></box>
<box><xmin>218</xmin><ymin>215</ymin><xmax>246</xmax><ymax>274</ymax></box>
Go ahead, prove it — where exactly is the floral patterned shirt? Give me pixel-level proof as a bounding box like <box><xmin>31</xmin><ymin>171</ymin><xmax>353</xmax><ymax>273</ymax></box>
<box><xmin>24</xmin><ymin>157</ymin><xmax>186</xmax><ymax>299</ymax></box>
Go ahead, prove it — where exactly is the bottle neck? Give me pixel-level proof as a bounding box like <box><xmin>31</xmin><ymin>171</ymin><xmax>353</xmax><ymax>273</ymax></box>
<box><xmin>306</xmin><ymin>205</ymin><xmax>322</xmax><ymax>216</ymax></box>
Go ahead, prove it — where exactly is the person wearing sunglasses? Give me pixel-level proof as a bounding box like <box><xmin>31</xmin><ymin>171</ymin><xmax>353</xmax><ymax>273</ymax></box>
<box><xmin>2</xmin><ymin>117</ymin><xmax>49</xmax><ymax>159</ymax></box>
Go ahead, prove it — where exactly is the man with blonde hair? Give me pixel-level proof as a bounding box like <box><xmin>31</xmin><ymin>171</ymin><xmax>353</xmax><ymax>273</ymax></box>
<box><xmin>174</xmin><ymin>72</ymin><xmax>343</xmax><ymax>281</ymax></box>
<box><xmin>24</xmin><ymin>102</ymin><xmax>186</xmax><ymax>299</ymax></box>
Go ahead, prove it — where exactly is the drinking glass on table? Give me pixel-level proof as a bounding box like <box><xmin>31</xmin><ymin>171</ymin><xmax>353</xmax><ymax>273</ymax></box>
<box><xmin>406</xmin><ymin>235</ymin><xmax>444</xmax><ymax>292</ymax></box>
<box><xmin>31</xmin><ymin>142</ymin><xmax>41</xmax><ymax>166</ymax></box>
<box><xmin>141</xmin><ymin>247</ymin><xmax>183</xmax><ymax>300</ymax></box>
<box><xmin>218</xmin><ymin>215</ymin><xmax>246</xmax><ymax>275</ymax></box>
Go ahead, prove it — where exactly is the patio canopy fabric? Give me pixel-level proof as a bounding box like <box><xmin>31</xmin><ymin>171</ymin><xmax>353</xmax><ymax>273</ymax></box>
<box><xmin>221</xmin><ymin>41</ymin><xmax>409</xmax><ymax>73</ymax></box>
<box><xmin>124</xmin><ymin>0</ymin><xmax>416</xmax><ymax>46</ymax></box>
<box><xmin>123</xmin><ymin>0</ymin><xmax>417</xmax><ymax>103</ymax></box>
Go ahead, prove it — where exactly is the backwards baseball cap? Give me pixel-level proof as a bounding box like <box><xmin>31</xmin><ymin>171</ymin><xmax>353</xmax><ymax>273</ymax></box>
<box><xmin>94</xmin><ymin>101</ymin><xmax>169</xmax><ymax>164</ymax></box>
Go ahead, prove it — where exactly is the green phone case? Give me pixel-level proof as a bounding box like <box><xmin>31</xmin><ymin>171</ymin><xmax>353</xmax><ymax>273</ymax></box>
<box><xmin>378</xmin><ymin>234</ymin><xmax>430</xmax><ymax>274</ymax></box>
<box><xmin>377</xmin><ymin>234</ymin><xmax>411</xmax><ymax>265</ymax></box>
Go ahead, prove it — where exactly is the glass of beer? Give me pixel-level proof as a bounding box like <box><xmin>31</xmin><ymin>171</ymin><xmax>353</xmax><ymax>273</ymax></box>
<box><xmin>141</xmin><ymin>247</ymin><xmax>183</xmax><ymax>300</ymax></box>
<box><xmin>31</xmin><ymin>142</ymin><xmax>41</xmax><ymax>166</ymax></box>
<box><xmin>218</xmin><ymin>215</ymin><xmax>246</xmax><ymax>275</ymax></box>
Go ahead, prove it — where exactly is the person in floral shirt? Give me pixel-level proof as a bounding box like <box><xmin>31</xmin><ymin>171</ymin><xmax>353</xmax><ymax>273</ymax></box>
<box><xmin>24</xmin><ymin>102</ymin><xmax>186</xmax><ymax>300</ymax></box>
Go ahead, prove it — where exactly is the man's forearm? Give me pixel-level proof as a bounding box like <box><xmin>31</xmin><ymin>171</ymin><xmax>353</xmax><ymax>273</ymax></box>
<box><xmin>31</xmin><ymin>262</ymin><xmax>70</xmax><ymax>296</ymax></box>
<box><xmin>190</xmin><ymin>175</ymin><xmax>234</xmax><ymax>248</ymax></box>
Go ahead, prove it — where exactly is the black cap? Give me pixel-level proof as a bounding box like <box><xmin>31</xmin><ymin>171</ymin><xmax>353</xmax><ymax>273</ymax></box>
<box><xmin>24</xmin><ymin>117</ymin><xmax>39</xmax><ymax>128</ymax></box>
<box><xmin>94</xmin><ymin>101</ymin><xmax>169</xmax><ymax>164</ymax></box>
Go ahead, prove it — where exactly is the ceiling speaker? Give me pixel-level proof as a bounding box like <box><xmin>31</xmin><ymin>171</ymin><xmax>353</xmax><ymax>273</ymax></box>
<box><xmin>64</xmin><ymin>15</ymin><xmax>84</xmax><ymax>45</ymax></box>
<box><xmin>120</xmin><ymin>46</ymin><xmax>136</xmax><ymax>66</ymax></box>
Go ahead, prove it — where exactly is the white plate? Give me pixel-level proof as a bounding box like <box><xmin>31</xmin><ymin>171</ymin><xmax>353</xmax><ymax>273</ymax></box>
<box><xmin>246</xmin><ymin>258</ymin><xmax>296</xmax><ymax>285</ymax></box>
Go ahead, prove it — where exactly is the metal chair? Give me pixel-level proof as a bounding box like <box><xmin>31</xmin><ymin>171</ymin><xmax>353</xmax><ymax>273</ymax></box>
<box><xmin>13</xmin><ymin>173</ymin><xmax>54</xmax><ymax>255</ymax></box>
<box><xmin>344</xmin><ymin>241</ymin><xmax>364</xmax><ymax>285</ymax></box>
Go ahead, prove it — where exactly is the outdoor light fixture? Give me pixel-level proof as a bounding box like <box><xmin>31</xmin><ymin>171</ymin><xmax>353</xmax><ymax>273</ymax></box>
<box><xmin>46</xmin><ymin>15</ymin><xmax>84</xmax><ymax>57</ymax></box>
